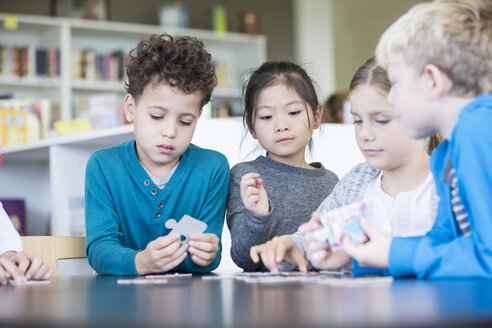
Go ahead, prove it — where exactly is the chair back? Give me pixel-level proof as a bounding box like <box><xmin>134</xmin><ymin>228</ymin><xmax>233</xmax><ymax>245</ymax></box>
<box><xmin>21</xmin><ymin>236</ymin><xmax>89</xmax><ymax>276</ymax></box>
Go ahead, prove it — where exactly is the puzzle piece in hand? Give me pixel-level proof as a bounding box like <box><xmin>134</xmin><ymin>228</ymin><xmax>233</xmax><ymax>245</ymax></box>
<box><xmin>165</xmin><ymin>215</ymin><xmax>207</xmax><ymax>243</ymax></box>
<box><xmin>315</xmin><ymin>198</ymin><xmax>390</xmax><ymax>250</ymax></box>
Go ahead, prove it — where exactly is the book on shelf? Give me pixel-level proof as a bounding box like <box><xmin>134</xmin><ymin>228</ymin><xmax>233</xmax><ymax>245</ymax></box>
<box><xmin>0</xmin><ymin>198</ymin><xmax>26</xmax><ymax>235</ymax></box>
<box><xmin>49</xmin><ymin>47</ymin><xmax>60</xmax><ymax>78</ymax></box>
<box><xmin>71</xmin><ymin>49</ymin><xmax>126</xmax><ymax>82</ymax></box>
<box><xmin>0</xmin><ymin>45</ymin><xmax>7</xmax><ymax>75</ymax></box>
<box><xmin>12</xmin><ymin>47</ymin><xmax>29</xmax><ymax>77</ymax></box>
<box><xmin>0</xmin><ymin>98</ymin><xmax>53</xmax><ymax>146</ymax></box>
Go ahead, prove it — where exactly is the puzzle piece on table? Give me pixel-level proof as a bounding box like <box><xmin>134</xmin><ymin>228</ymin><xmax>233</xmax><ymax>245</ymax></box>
<box><xmin>317</xmin><ymin>276</ymin><xmax>394</xmax><ymax>287</ymax></box>
<box><xmin>117</xmin><ymin>278</ymin><xmax>169</xmax><ymax>285</ymax></box>
<box><xmin>9</xmin><ymin>280</ymin><xmax>51</xmax><ymax>286</ymax></box>
<box><xmin>145</xmin><ymin>273</ymin><xmax>192</xmax><ymax>279</ymax></box>
<box><xmin>165</xmin><ymin>215</ymin><xmax>207</xmax><ymax>242</ymax></box>
<box><xmin>315</xmin><ymin>198</ymin><xmax>391</xmax><ymax>249</ymax></box>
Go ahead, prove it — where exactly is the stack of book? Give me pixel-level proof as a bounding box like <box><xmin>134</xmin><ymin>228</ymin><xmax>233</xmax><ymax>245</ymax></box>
<box><xmin>0</xmin><ymin>44</ymin><xmax>60</xmax><ymax>78</ymax></box>
<box><xmin>71</xmin><ymin>49</ymin><xmax>126</xmax><ymax>81</ymax></box>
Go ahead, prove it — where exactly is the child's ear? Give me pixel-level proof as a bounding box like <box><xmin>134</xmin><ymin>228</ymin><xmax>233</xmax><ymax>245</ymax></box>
<box><xmin>123</xmin><ymin>94</ymin><xmax>136</xmax><ymax>123</ymax></box>
<box><xmin>250</xmin><ymin>129</ymin><xmax>257</xmax><ymax>139</ymax></box>
<box><xmin>314</xmin><ymin>104</ymin><xmax>323</xmax><ymax>128</ymax></box>
<box><xmin>424</xmin><ymin>64</ymin><xmax>453</xmax><ymax>99</ymax></box>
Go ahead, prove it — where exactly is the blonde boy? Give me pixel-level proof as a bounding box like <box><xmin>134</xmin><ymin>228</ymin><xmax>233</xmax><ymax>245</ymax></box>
<box><xmin>343</xmin><ymin>0</ymin><xmax>492</xmax><ymax>278</ymax></box>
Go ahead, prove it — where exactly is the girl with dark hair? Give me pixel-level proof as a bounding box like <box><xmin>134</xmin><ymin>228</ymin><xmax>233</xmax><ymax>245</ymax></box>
<box><xmin>226</xmin><ymin>61</ymin><xmax>339</xmax><ymax>271</ymax></box>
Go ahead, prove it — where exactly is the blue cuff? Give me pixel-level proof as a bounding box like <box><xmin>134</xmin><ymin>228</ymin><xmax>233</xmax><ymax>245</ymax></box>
<box><xmin>388</xmin><ymin>236</ymin><xmax>420</xmax><ymax>277</ymax></box>
<box><xmin>121</xmin><ymin>249</ymin><xmax>140</xmax><ymax>275</ymax></box>
<box><xmin>352</xmin><ymin>259</ymin><xmax>389</xmax><ymax>277</ymax></box>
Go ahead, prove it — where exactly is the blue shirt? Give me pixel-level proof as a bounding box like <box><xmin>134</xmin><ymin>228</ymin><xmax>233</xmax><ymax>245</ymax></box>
<box><xmin>389</xmin><ymin>94</ymin><xmax>492</xmax><ymax>279</ymax></box>
<box><xmin>85</xmin><ymin>140</ymin><xmax>230</xmax><ymax>275</ymax></box>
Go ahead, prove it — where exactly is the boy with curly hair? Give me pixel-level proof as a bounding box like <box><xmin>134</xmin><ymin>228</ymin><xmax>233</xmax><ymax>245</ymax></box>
<box><xmin>85</xmin><ymin>34</ymin><xmax>229</xmax><ymax>275</ymax></box>
<box><xmin>340</xmin><ymin>0</ymin><xmax>492</xmax><ymax>278</ymax></box>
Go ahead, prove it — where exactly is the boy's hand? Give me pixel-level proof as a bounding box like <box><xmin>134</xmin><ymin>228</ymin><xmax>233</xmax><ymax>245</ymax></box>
<box><xmin>188</xmin><ymin>233</ymin><xmax>219</xmax><ymax>267</ymax></box>
<box><xmin>0</xmin><ymin>252</ymin><xmax>25</xmax><ymax>285</ymax></box>
<box><xmin>342</xmin><ymin>218</ymin><xmax>391</xmax><ymax>268</ymax></box>
<box><xmin>299</xmin><ymin>212</ymin><xmax>351</xmax><ymax>270</ymax></box>
<box><xmin>250</xmin><ymin>236</ymin><xmax>308</xmax><ymax>272</ymax></box>
<box><xmin>240</xmin><ymin>172</ymin><xmax>269</xmax><ymax>215</ymax></box>
<box><xmin>135</xmin><ymin>234</ymin><xmax>188</xmax><ymax>275</ymax></box>
<box><xmin>11</xmin><ymin>252</ymin><xmax>54</xmax><ymax>281</ymax></box>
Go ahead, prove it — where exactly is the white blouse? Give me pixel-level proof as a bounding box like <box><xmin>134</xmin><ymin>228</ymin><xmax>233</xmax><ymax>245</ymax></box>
<box><xmin>363</xmin><ymin>171</ymin><xmax>436</xmax><ymax>237</ymax></box>
<box><xmin>0</xmin><ymin>202</ymin><xmax>23</xmax><ymax>256</ymax></box>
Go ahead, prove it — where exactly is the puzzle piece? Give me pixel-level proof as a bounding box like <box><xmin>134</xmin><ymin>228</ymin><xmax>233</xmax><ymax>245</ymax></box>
<box><xmin>9</xmin><ymin>280</ymin><xmax>51</xmax><ymax>286</ymax></box>
<box><xmin>117</xmin><ymin>278</ymin><xmax>169</xmax><ymax>285</ymax></box>
<box><xmin>316</xmin><ymin>198</ymin><xmax>391</xmax><ymax>249</ymax></box>
<box><xmin>165</xmin><ymin>215</ymin><xmax>207</xmax><ymax>243</ymax></box>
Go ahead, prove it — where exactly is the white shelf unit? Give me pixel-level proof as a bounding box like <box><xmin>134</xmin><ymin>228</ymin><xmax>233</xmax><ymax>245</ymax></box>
<box><xmin>0</xmin><ymin>13</ymin><xmax>267</xmax><ymax>120</ymax></box>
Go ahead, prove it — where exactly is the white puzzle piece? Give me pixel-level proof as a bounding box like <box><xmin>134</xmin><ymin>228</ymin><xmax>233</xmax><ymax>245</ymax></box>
<box><xmin>165</xmin><ymin>215</ymin><xmax>207</xmax><ymax>242</ymax></box>
<box><xmin>9</xmin><ymin>280</ymin><xmax>51</xmax><ymax>286</ymax></box>
<box><xmin>117</xmin><ymin>278</ymin><xmax>169</xmax><ymax>285</ymax></box>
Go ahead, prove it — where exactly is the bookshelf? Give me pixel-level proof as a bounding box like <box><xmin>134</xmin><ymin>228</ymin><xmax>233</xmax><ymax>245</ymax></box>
<box><xmin>0</xmin><ymin>13</ymin><xmax>266</xmax><ymax>233</ymax></box>
<box><xmin>0</xmin><ymin>13</ymin><xmax>265</xmax><ymax>229</ymax></box>
<box><xmin>0</xmin><ymin>13</ymin><xmax>267</xmax><ymax>122</ymax></box>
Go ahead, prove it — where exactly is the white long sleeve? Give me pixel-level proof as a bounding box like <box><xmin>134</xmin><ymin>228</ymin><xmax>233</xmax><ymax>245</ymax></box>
<box><xmin>0</xmin><ymin>202</ymin><xmax>23</xmax><ymax>256</ymax></box>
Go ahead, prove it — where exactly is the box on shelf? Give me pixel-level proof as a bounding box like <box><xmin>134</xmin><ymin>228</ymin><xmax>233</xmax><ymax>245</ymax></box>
<box><xmin>75</xmin><ymin>93</ymin><xmax>124</xmax><ymax>129</ymax></box>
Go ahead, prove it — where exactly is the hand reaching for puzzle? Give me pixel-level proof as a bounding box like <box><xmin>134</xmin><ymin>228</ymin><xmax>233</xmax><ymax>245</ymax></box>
<box><xmin>135</xmin><ymin>233</ymin><xmax>188</xmax><ymax>275</ymax></box>
<box><xmin>240</xmin><ymin>172</ymin><xmax>269</xmax><ymax>215</ymax></box>
<box><xmin>250</xmin><ymin>236</ymin><xmax>308</xmax><ymax>273</ymax></box>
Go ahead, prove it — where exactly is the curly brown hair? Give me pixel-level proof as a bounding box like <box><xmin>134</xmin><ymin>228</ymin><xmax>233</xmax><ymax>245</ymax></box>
<box><xmin>125</xmin><ymin>33</ymin><xmax>217</xmax><ymax>108</ymax></box>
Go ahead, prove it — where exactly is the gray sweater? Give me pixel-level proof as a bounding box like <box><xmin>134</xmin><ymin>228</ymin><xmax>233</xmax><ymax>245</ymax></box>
<box><xmin>227</xmin><ymin>155</ymin><xmax>339</xmax><ymax>271</ymax></box>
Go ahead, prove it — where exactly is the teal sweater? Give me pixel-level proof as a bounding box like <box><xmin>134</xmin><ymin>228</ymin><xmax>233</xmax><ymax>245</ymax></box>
<box><xmin>85</xmin><ymin>140</ymin><xmax>230</xmax><ymax>275</ymax></box>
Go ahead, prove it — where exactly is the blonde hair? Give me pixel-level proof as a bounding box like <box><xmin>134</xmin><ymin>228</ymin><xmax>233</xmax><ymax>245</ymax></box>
<box><xmin>376</xmin><ymin>0</ymin><xmax>492</xmax><ymax>96</ymax></box>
